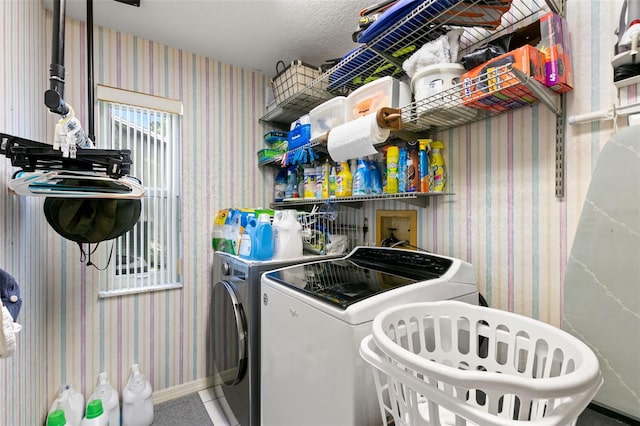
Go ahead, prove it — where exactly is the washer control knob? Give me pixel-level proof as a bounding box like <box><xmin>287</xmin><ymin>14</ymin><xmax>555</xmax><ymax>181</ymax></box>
<box><xmin>221</xmin><ymin>262</ymin><xmax>230</xmax><ymax>276</ymax></box>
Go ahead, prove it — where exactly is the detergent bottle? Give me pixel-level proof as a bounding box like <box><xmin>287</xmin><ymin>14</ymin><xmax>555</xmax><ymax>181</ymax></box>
<box><xmin>429</xmin><ymin>141</ymin><xmax>447</xmax><ymax>192</ymax></box>
<box><xmin>239</xmin><ymin>214</ymin><xmax>273</xmax><ymax>261</ymax></box>
<box><xmin>48</xmin><ymin>384</ymin><xmax>85</xmax><ymax>426</ymax></box>
<box><xmin>81</xmin><ymin>400</ymin><xmax>108</xmax><ymax>426</ymax></box>
<box><xmin>122</xmin><ymin>364</ymin><xmax>154</xmax><ymax>426</ymax></box>
<box><xmin>47</xmin><ymin>409</ymin><xmax>67</xmax><ymax>426</ymax></box>
<box><xmin>272</xmin><ymin>210</ymin><xmax>302</xmax><ymax>260</ymax></box>
<box><xmin>238</xmin><ymin>218</ymin><xmax>258</xmax><ymax>260</ymax></box>
<box><xmin>88</xmin><ymin>372</ymin><xmax>120</xmax><ymax>426</ymax></box>
<box><xmin>223</xmin><ymin>210</ymin><xmax>243</xmax><ymax>255</ymax></box>
<box><xmin>418</xmin><ymin>139</ymin><xmax>430</xmax><ymax>192</ymax></box>
<box><xmin>335</xmin><ymin>161</ymin><xmax>353</xmax><ymax>197</ymax></box>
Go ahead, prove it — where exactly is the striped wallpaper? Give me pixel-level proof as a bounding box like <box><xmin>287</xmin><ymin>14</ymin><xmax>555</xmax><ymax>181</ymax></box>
<box><xmin>0</xmin><ymin>0</ymin><xmax>626</xmax><ymax>425</ymax></box>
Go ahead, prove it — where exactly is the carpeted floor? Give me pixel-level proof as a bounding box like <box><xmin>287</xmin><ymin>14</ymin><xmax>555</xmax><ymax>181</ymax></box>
<box><xmin>151</xmin><ymin>392</ymin><xmax>638</xmax><ymax>426</ymax></box>
<box><xmin>152</xmin><ymin>392</ymin><xmax>214</xmax><ymax>426</ymax></box>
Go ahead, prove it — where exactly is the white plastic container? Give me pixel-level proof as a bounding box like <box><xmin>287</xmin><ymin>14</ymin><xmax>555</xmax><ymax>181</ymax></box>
<box><xmin>410</xmin><ymin>63</ymin><xmax>477</xmax><ymax>124</ymax></box>
<box><xmin>411</xmin><ymin>63</ymin><xmax>465</xmax><ymax>103</ymax></box>
<box><xmin>309</xmin><ymin>96</ymin><xmax>347</xmax><ymax>141</ymax></box>
<box><xmin>48</xmin><ymin>383</ymin><xmax>85</xmax><ymax>426</ymax></box>
<box><xmin>346</xmin><ymin>76</ymin><xmax>411</xmax><ymax>121</ymax></box>
<box><xmin>122</xmin><ymin>364</ymin><xmax>154</xmax><ymax>426</ymax></box>
<box><xmin>272</xmin><ymin>210</ymin><xmax>302</xmax><ymax>260</ymax></box>
<box><xmin>81</xmin><ymin>399</ymin><xmax>108</xmax><ymax>426</ymax></box>
<box><xmin>88</xmin><ymin>372</ymin><xmax>119</xmax><ymax>426</ymax></box>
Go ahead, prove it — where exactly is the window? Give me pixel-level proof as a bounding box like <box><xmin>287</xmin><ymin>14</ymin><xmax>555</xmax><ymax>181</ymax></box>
<box><xmin>96</xmin><ymin>85</ymin><xmax>183</xmax><ymax>297</ymax></box>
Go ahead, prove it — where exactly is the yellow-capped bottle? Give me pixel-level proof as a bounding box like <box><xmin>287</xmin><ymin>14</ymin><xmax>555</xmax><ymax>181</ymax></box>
<box><xmin>335</xmin><ymin>161</ymin><xmax>353</xmax><ymax>197</ymax></box>
<box><xmin>429</xmin><ymin>141</ymin><xmax>446</xmax><ymax>192</ymax></box>
<box><xmin>386</xmin><ymin>146</ymin><xmax>399</xmax><ymax>194</ymax></box>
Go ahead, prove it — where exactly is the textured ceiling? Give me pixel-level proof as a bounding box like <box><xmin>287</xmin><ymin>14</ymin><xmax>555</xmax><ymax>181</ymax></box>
<box><xmin>44</xmin><ymin>0</ymin><xmax>375</xmax><ymax>78</ymax></box>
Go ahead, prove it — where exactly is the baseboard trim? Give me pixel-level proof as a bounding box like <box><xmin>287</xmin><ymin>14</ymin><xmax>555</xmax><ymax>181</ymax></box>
<box><xmin>152</xmin><ymin>376</ymin><xmax>221</xmax><ymax>405</ymax></box>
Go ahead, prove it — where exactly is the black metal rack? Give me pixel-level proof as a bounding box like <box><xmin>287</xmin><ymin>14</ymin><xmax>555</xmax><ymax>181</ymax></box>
<box><xmin>1</xmin><ymin>133</ymin><xmax>132</xmax><ymax>179</ymax></box>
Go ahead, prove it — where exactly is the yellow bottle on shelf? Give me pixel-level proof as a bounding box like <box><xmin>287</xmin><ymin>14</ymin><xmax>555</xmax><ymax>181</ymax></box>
<box><xmin>429</xmin><ymin>141</ymin><xmax>446</xmax><ymax>192</ymax></box>
<box><xmin>386</xmin><ymin>146</ymin><xmax>399</xmax><ymax>194</ymax></box>
<box><xmin>335</xmin><ymin>161</ymin><xmax>353</xmax><ymax>197</ymax></box>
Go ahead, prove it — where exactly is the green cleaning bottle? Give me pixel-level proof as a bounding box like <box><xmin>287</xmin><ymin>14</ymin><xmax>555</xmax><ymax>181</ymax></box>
<box><xmin>429</xmin><ymin>141</ymin><xmax>446</xmax><ymax>192</ymax></box>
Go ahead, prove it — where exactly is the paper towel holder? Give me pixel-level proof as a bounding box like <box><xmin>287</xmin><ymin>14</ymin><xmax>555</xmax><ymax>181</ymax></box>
<box><xmin>316</xmin><ymin>107</ymin><xmax>402</xmax><ymax>145</ymax></box>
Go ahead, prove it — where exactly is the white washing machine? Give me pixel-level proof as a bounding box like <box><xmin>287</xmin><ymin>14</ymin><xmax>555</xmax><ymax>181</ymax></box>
<box><xmin>260</xmin><ymin>246</ymin><xmax>479</xmax><ymax>426</ymax></box>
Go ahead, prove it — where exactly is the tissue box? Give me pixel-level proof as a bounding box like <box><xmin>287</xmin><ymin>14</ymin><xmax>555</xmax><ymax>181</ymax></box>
<box><xmin>539</xmin><ymin>12</ymin><xmax>573</xmax><ymax>93</ymax></box>
<box><xmin>461</xmin><ymin>45</ymin><xmax>546</xmax><ymax>112</ymax></box>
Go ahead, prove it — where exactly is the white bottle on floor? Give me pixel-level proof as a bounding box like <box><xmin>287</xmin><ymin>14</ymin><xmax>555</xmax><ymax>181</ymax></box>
<box><xmin>48</xmin><ymin>383</ymin><xmax>84</xmax><ymax>426</ymax></box>
<box><xmin>122</xmin><ymin>364</ymin><xmax>154</xmax><ymax>426</ymax></box>
<box><xmin>88</xmin><ymin>372</ymin><xmax>120</xmax><ymax>426</ymax></box>
<box><xmin>81</xmin><ymin>399</ymin><xmax>108</xmax><ymax>426</ymax></box>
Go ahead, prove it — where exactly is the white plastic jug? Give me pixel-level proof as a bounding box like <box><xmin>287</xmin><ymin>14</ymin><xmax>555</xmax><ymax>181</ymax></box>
<box><xmin>122</xmin><ymin>364</ymin><xmax>154</xmax><ymax>426</ymax></box>
<box><xmin>81</xmin><ymin>399</ymin><xmax>108</xmax><ymax>426</ymax></box>
<box><xmin>48</xmin><ymin>383</ymin><xmax>85</xmax><ymax>426</ymax></box>
<box><xmin>88</xmin><ymin>372</ymin><xmax>120</xmax><ymax>426</ymax></box>
<box><xmin>273</xmin><ymin>210</ymin><xmax>302</xmax><ymax>260</ymax></box>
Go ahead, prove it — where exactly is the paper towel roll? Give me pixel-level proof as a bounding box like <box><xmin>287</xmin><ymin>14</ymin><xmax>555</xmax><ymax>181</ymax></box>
<box><xmin>327</xmin><ymin>114</ymin><xmax>390</xmax><ymax>162</ymax></box>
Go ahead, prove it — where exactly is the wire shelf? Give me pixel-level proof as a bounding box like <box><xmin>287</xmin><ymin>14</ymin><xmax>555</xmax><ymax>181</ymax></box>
<box><xmin>273</xmin><ymin>192</ymin><xmax>453</xmax><ymax>209</ymax></box>
<box><xmin>261</xmin><ymin>0</ymin><xmax>553</xmax><ymax>131</ymax></box>
<box><xmin>296</xmin><ymin>207</ymin><xmax>358</xmax><ymax>256</ymax></box>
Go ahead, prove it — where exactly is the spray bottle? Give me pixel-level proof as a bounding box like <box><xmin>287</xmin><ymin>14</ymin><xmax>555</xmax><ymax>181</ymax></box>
<box><xmin>386</xmin><ymin>146</ymin><xmax>399</xmax><ymax>194</ymax></box>
<box><xmin>368</xmin><ymin>155</ymin><xmax>382</xmax><ymax>195</ymax></box>
<box><xmin>352</xmin><ymin>157</ymin><xmax>370</xmax><ymax>196</ymax></box>
<box><xmin>429</xmin><ymin>141</ymin><xmax>446</xmax><ymax>192</ymax></box>
<box><xmin>398</xmin><ymin>147</ymin><xmax>407</xmax><ymax>193</ymax></box>
<box><xmin>418</xmin><ymin>139</ymin><xmax>430</xmax><ymax>192</ymax></box>
<box><xmin>122</xmin><ymin>364</ymin><xmax>154</xmax><ymax>426</ymax></box>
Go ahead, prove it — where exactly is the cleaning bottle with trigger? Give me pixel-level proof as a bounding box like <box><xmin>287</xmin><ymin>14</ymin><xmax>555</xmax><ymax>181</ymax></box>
<box><xmin>429</xmin><ymin>141</ymin><xmax>447</xmax><ymax>192</ymax></box>
<box><xmin>418</xmin><ymin>139</ymin><xmax>430</xmax><ymax>192</ymax></box>
<box><xmin>398</xmin><ymin>147</ymin><xmax>407</xmax><ymax>193</ymax></box>
<box><xmin>352</xmin><ymin>157</ymin><xmax>370</xmax><ymax>196</ymax></box>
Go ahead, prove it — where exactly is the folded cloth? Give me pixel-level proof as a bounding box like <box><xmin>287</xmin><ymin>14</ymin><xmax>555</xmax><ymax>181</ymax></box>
<box><xmin>0</xmin><ymin>268</ymin><xmax>22</xmax><ymax>322</ymax></box>
<box><xmin>0</xmin><ymin>302</ymin><xmax>21</xmax><ymax>358</ymax></box>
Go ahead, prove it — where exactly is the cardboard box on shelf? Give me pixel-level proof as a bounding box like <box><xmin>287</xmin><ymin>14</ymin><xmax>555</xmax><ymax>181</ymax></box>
<box><xmin>539</xmin><ymin>11</ymin><xmax>573</xmax><ymax>93</ymax></box>
<box><xmin>461</xmin><ymin>44</ymin><xmax>547</xmax><ymax>112</ymax></box>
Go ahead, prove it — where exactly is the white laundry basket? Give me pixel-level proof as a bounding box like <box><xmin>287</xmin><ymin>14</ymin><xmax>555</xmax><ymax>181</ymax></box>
<box><xmin>359</xmin><ymin>301</ymin><xmax>602</xmax><ymax>426</ymax></box>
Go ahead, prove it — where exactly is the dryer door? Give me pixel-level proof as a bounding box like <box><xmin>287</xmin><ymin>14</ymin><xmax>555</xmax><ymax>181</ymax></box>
<box><xmin>212</xmin><ymin>280</ymin><xmax>247</xmax><ymax>386</ymax></box>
